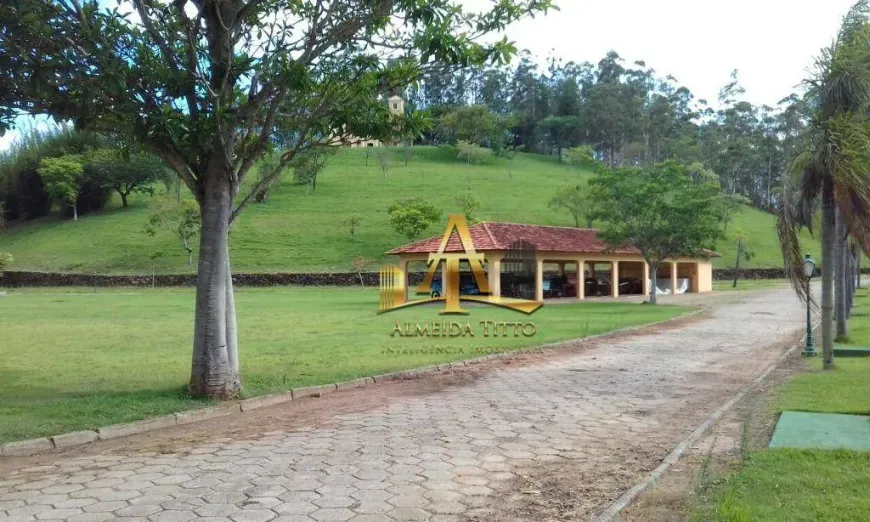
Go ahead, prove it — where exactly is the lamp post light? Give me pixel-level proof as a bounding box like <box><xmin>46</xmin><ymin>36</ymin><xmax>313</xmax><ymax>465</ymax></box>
<box><xmin>802</xmin><ymin>254</ymin><xmax>817</xmax><ymax>357</ymax></box>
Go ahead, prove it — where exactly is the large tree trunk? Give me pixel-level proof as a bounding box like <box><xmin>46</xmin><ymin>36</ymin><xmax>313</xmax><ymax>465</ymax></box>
<box><xmin>120</xmin><ymin>191</ymin><xmax>129</xmax><ymax>207</ymax></box>
<box><xmin>648</xmin><ymin>261</ymin><xmax>658</xmax><ymax>305</ymax></box>
<box><xmin>821</xmin><ymin>179</ymin><xmax>836</xmax><ymax>369</ymax></box>
<box><xmin>189</xmin><ymin>167</ymin><xmax>241</xmax><ymax>399</ymax></box>
<box><xmin>835</xmin><ymin>210</ymin><xmax>847</xmax><ymax>339</ymax></box>
<box><xmin>225</xmin><ymin>243</ymin><xmax>239</xmax><ymax>379</ymax></box>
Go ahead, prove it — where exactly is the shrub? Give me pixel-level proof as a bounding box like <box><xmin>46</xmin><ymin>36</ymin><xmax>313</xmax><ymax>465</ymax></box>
<box><xmin>456</xmin><ymin>141</ymin><xmax>491</xmax><ymax>164</ymax></box>
<box><xmin>388</xmin><ymin>196</ymin><xmax>442</xmax><ymax>242</ymax></box>
<box><xmin>0</xmin><ymin>252</ymin><xmax>12</xmax><ymax>273</ymax></box>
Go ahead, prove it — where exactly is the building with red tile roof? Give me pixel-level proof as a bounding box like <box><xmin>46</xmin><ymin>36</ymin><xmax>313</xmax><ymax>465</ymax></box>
<box><xmin>387</xmin><ymin>221</ymin><xmax>717</xmax><ymax>300</ymax></box>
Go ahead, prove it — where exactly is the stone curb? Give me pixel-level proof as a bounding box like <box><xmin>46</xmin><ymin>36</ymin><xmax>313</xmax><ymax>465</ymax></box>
<box><xmin>240</xmin><ymin>391</ymin><xmax>293</xmax><ymax>412</ymax></box>
<box><xmin>0</xmin><ymin>307</ymin><xmax>702</xmax><ymax>457</ymax></box>
<box><xmin>0</xmin><ymin>437</ymin><xmax>55</xmax><ymax>456</ymax></box>
<box><xmin>97</xmin><ymin>415</ymin><xmax>178</xmax><ymax>441</ymax></box>
<box><xmin>175</xmin><ymin>404</ymin><xmax>241</xmax><ymax>426</ymax></box>
<box><xmin>52</xmin><ymin>430</ymin><xmax>98</xmax><ymax>449</ymax></box>
<box><xmin>590</xmin><ymin>321</ymin><xmax>819</xmax><ymax>522</ymax></box>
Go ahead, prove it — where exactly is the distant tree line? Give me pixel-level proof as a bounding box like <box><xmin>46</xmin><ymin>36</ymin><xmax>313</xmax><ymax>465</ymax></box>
<box><xmin>406</xmin><ymin>50</ymin><xmax>810</xmax><ymax>213</ymax></box>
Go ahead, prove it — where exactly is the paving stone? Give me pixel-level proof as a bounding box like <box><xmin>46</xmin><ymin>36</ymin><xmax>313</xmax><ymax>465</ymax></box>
<box><xmin>273</xmin><ymin>501</ymin><xmax>318</xmax><ymax>516</ymax></box>
<box><xmin>230</xmin><ymin>509</ymin><xmax>277</xmax><ymax>522</ymax></box>
<box><xmin>147</xmin><ymin>510</ymin><xmax>197</xmax><ymax>522</ymax></box>
<box><xmin>385</xmin><ymin>508</ymin><xmax>429</xmax><ymax>521</ymax></box>
<box><xmin>114</xmin><ymin>504</ymin><xmax>163</xmax><ymax>517</ymax></box>
<box><xmin>309</xmin><ymin>508</ymin><xmax>354</xmax><ymax>522</ymax></box>
<box><xmin>0</xmin><ymin>291</ymin><xmax>807</xmax><ymax>522</ymax></box>
<box><xmin>193</xmin><ymin>503</ymin><xmax>240</xmax><ymax>517</ymax></box>
<box><xmin>34</xmin><ymin>508</ymin><xmax>85</xmax><ymax>520</ymax></box>
<box><xmin>82</xmin><ymin>501</ymin><xmax>128</xmax><ymax>513</ymax></box>
<box><xmin>65</xmin><ymin>513</ymin><xmax>115</xmax><ymax>522</ymax></box>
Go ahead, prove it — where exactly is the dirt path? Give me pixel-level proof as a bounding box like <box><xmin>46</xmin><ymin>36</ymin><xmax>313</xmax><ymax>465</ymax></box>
<box><xmin>0</xmin><ymin>289</ymin><xmax>806</xmax><ymax>522</ymax></box>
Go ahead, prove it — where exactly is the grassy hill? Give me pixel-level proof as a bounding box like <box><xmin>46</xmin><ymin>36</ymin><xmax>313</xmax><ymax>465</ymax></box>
<box><xmin>0</xmin><ymin>146</ymin><xmax>818</xmax><ymax>274</ymax></box>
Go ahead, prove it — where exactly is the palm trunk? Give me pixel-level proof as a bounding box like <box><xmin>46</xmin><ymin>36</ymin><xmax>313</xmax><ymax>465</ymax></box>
<box><xmin>846</xmin><ymin>244</ymin><xmax>854</xmax><ymax>318</ymax></box>
<box><xmin>821</xmin><ymin>179</ymin><xmax>835</xmax><ymax>369</ymax></box>
<box><xmin>835</xmin><ymin>210</ymin><xmax>847</xmax><ymax>338</ymax></box>
<box><xmin>72</xmin><ymin>201</ymin><xmax>78</xmax><ymax>221</ymax></box>
<box><xmin>189</xmin><ymin>166</ymin><xmax>241</xmax><ymax>399</ymax></box>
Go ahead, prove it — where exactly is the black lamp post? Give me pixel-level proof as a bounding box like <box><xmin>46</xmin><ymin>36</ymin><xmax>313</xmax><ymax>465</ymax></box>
<box><xmin>802</xmin><ymin>254</ymin><xmax>817</xmax><ymax>357</ymax></box>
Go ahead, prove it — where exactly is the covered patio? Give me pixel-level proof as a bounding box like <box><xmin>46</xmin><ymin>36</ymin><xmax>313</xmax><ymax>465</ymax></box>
<box><xmin>387</xmin><ymin>222</ymin><xmax>717</xmax><ymax>301</ymax></box>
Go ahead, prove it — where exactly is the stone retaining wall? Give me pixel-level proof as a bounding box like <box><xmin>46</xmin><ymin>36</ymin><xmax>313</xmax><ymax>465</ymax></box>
<box><xmin>2</xmin><ymin>267</ymin><xmax>865</xmax><ymax>287</ymax></box>
<box><xmin>0</xmin><ymin>270</ymin><xmax>425</xmax><ymax>288</ymax></box>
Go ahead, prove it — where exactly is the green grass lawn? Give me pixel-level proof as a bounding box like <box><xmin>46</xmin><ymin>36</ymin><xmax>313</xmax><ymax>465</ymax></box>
<box><xmin>703</xmin><ymin>288</ymin><xmax>870</xmax><ymax>521</ymax></box>
<box><xmin>713</xmin><ymin>279</ymin><xmax>790</xmax><ymax>292</ymax></box>
<box><xmin>0</xmin><ymin>286</ymin><xmax>690</xmax><ymax>443</ymax></box>
<box><xmin>0</xmin><ymin>147</ymin><xmax>818</xmax><ymax>274</ymax></box>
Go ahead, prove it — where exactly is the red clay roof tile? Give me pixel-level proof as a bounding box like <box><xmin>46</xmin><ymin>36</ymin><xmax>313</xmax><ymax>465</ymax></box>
<box><xmin>386</xmin><ymin>221</ymin><xmax>720</xmax><ymax>257</ymax></box>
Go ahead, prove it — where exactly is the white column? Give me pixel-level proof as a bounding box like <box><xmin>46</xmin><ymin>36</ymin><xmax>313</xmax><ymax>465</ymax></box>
<box><xmin>535</xmin><ymin>259</ymin><xmax>544</xmax><ymax>302</ymax></box>
<box><xmin>577</xmin><ymin>260</ymin><xmax>585</xmax><ymax>300</ymax></box>
<box><xmin>403</xmin><ymin>260</ymin><xmax>410</xmax><ymax>301</ymax></box>
<box><xmin>611</xmin><ymin>261</ymin><xmax>619</xmax><ymax>298</ymax></box>
<box><xmin>488</xmin><ymin>256</ymin><xmax>501</xmax><ymax>299</ymax></box>
<box><xmin>642</xmin><ymin>261</ymin><xmax>650</xmax><ymax>299</ymax></box>
<box><xmin>671</xmin><ymin>261</ymin><xmax>678</xmax><ymax>295</ymax></box>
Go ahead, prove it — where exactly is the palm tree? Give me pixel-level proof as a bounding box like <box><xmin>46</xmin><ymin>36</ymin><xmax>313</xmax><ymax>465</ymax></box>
<box><xmin>778</xmin><ymin>0</ymin><xmax>870</xmax><ymax>370</ymax></box>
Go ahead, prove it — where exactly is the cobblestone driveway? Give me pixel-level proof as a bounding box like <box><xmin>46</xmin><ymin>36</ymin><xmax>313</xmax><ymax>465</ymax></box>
<box><xmin>0</xmin><ymin>289</ymin><xmax>805</xmax><ymax>522</ymax></box>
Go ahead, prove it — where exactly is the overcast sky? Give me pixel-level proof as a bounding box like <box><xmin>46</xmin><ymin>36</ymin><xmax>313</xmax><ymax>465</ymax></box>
<box><xmin>477</xmin><ymin>0</ymin><xmax>856</xmax><ymax>106</ymax></box>
<box><xmin>0</xmin><ymin>0</ymin><xmax>856</xmax><ymax>151</ymax></box>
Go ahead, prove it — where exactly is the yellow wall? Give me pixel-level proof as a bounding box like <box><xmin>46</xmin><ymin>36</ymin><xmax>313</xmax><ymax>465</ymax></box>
<box><xmin>697</xmin><ymin>261</ymin><xmax>713</xmax><ymax>293</ymax></box>
<box><xmin>393</xmin><ymin>251</ymin><xmax>716</xmax><ymax>295</ymax></box>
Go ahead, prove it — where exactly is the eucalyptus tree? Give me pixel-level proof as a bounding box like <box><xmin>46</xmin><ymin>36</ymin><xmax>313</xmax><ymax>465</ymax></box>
<box><xmin>778</xmin><ymin>0</ymin><xmax>870</xmax><ymax>369</ymax></box>
<box><xmin>0</xmin><ymin>0</ymin><xmax>553</xmax><ymax>398</ymax></box>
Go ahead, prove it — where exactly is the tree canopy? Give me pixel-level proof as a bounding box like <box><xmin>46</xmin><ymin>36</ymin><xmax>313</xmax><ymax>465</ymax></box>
<box><xmin>1</xmin><ymin>0</ymin><xmax>553</xmax><ymax>399</ymax></box>
<box><xmin>590</xmin><ymin>161</ymin><xmax>725</xmax><ymax>303</ymax></box>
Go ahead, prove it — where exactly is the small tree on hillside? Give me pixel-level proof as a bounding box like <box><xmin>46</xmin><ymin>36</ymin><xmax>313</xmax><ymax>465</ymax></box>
<box><xmin>562</xmin><ymin>145</ymin><xmax>596</xmax><ymax>177</ymax></box>
<box><xmin>87</xmin><ymin>149</ymin><xmax>166</xmax><ymax>207</ymax></box>
<box><xmin>144</xmin><ymin>197</ymin><xmax>201</xmax><ymax>266</ymax></box>
<box><xmin>456</xmin><ymin>141</ymin><xmax>491</xmax><ymax>164</ymax></box>
<box><xmin>37</xmin><ymin>155</ymin><xmax>86</xmax><ymax>220</ymax></box>
<box><xmin>503</xmin><ymin>146</ymin><xmax>520</xmax><ymax>180</ymax></box>
<box><xmin>292</xmin><ymin>148</ymin><xmax>335</xmax><ymax>192</ymax></box>
<box><xmin>343</xmin><ymin>215</ymin><xmax>363</xmax><ymax>238</ymax></box>
<box><xmin>388</xmin><ymin>197</ymin><xmax>442</xmax><ymax>242</ymax></box>
<box><xmin>456</xmin><ymin>192</ymin><xmax>482</xmax><ymax>224</ymax></box>
<box><xmin>731</xmin><ymin>228</ymin><xmax>755</xmax><ymax>288</ymax></box>
<box><xmin>377</xmin><ymin>149</ymin><xmax>393</xmax><ymax>179</ymax></box>
<box><xmin>549</xmin><ymin>184</ymin><xmax>596</xmax><ymax>228</ymax></box>
<box><xmin>590</xmin><ymin>161</ymin><xmax>725</xmax><ymax>304</ymax></box>
<box><xmin>351</xmin><ymin>256</ymin><xmax>371</xmax><ymax>286</ymax></box>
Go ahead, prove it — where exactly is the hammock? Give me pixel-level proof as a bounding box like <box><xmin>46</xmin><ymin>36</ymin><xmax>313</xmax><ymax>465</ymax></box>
<box><xmin>650</xmin><ymin>278</ymin><xmax>690</xmax><ymax>295</ymax></box>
